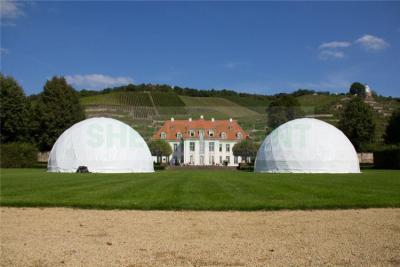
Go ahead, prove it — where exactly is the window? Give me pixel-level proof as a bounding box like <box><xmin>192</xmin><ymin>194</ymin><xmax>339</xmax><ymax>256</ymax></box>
<box><xmin>161</xmin><ymin>132</ymin><xmax>166</xmax><ymax>139</ymax></box>
<box><xmin>219</xmin><ymin>144</ymin><xmax>222</xmax><ymax>152</ymax></box>
<box><xmin>221</xmin><ymin>132</ymin><xmax>226</xmax><ymax>139</ymax></box>
<box><xmin>234</xmin><ymin>156</ymin><xmax>238</xmax><ymax>164</ymax></box>
<box><xmin>226</xmin><ymin>144</ymin><xmax>230</xmax><ymax>152</ymax></box>
<box><xmin>226</xmin><ymin>156</ymin><xmax>230</xmax><ymax>164</ymax></box>
<box><xmin>189</xmin><ymin>130</ymin><xmax>195</xmax><ymax>137</ymax></box>
<box><xmin>237</xmin><ymin>132</ymin><xmax>242</xmax><ymax>140</ymax></box>
<box><xmin>219</xmin><ymin>156</ymin><xmax>223</xmax><ymax>164</ymax></box>
<box><xmin>174</xmin><ymin>144</ymin><xmax>178</xmax><ymax>151</ymax></box>
<box><xmin>209</xmin><ymin>130</ymin><xmax>214</xmax><ymax>137</ymax></box>
<box><xmin>190</xmin><ymin>142</ymin><xmax>195</xmax><ymax>151</ymax></box>
<box><xmin>209</xmin><ymin>155</ymin><xmax>215</xmax><ymax>165</ymax></box>
<box><xmin>190</xmin><ymin>155</ymin><xmax>194</xmax><ymax>164</ymax></box>
<box><xmin>176</xmin><ymin>132</ymin><xmax>182</xmax><ymax>139</ymax></box>
<box><xmin>209</xmin><ymin>142</ymin><xmax>215</xmax><ymax>152</ymax></box>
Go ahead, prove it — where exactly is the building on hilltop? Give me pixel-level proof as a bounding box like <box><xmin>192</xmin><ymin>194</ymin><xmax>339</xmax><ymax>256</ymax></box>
<box><xmin>152</xmin><ymin>116</ymin><xmax>249</xmax><ymax>166</ymax></box>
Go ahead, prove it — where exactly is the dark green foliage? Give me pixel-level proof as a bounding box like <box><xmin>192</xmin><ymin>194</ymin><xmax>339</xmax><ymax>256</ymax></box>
<box><xmin>0</xmin><ymin>74</ymin><xmax>30</xmax><ymax>143</ymax></box>
<box><xmin>237</xmin><ymin>162</ymin><xmax>254</xmax><ymax>171</ymax></box>
<box><xmin>148</xmin><ymin>140</ymin><xmax>172</xmax><ymax>163</ymax></box>
<box><xmin>374</xmin><ymin>147</ymin><xmax>400</xmax><ymax>169</ymax></box>
<box><xmin>349</xmin><ymin>82</ymin><xmax>366</xmax><ymax>98</ymax></box>
<box><xmin>291</xmin><ymin>89</ymin><xmax>316</xmax><ymax>97</ymax></box>
<box><xmin>267</xmin><ymin>95</ymin><xmax>304</xmax><ymax>129</ymax></box>
<box><xmin>232</xmin><ymin>140</ymin><xmax>258</xmax><ymax>161</ymax></box>
<box><xmin>1</xmin><ymin>169</ymin><xmax>399</xmax><ymax>210</ymax></box>
<box><xmin>338</xmin><ymin>97</ymin><xmax>376</xmax><ymax>151</ymax></box>
<box><xmin>384</xmin><ymin>108</ymin><xmax>400</xmax><ymax>144</ymax></box>
<box><xmin>32</xmin><ymin>76</ymin><xmax>85</xmax><ymax>151</ymax></box>
<box><xmin>153</xmin><ymin>162</ymin><xmax>168</xmax><ymax>170</ymax></box>
<box><xmin>0</xmin><ymin>143</ymin><xmax>38</xmax><ymax>168</ymax></box>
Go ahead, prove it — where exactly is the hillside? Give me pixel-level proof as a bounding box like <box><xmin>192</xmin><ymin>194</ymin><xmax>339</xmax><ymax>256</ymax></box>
<box><xmin>80</xmin><ymin>87</ymin><xmax>399</xmax><ymax>143</ymax></box>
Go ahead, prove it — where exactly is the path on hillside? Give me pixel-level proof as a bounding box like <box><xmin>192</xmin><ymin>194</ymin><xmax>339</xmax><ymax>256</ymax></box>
<box><xmin>1</xmin><ymin>208</ymin><xmax>399</xmax><ymax>267</ymax></box>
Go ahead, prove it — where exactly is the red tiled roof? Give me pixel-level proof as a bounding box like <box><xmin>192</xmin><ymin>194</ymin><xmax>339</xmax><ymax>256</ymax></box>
<box><xmin>152</xmin><ymin>118</ymin><xmax>249</xmax><ymax>141</ymax></box>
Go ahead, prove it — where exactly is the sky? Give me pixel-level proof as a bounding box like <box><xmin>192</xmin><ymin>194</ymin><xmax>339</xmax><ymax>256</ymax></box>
<box><xmin>1</xmin><ymin>1</ymin><xmax>399</xmax><ymax>96</ymax></box>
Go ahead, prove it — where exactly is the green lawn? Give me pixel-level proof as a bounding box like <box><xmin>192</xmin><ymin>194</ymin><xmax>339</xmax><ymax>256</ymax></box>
<box><xmin>1</xmin><ymin>168</ymin><xmax>399</xmax><ymax>211</ymax></box>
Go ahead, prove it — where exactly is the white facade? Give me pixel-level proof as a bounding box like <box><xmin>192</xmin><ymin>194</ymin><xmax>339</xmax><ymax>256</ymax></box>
<box><xmin>153</xmin><ymin>117</ymin><xmax>248</xmax><ymax>166</ymax></box>
<box><xmin>156</xmin><ymin>140</ymin><xmax>243</xmax><ymax>166</ymax></box>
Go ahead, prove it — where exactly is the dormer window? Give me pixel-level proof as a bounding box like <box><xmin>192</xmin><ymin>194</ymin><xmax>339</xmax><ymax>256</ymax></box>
<box><xmin>161</xmin><ymin>132</ymin><xmax>166</xmax><ymax>139</ymax></box>
<box><xmin>189</xmin><ymin>130</ymin><xmax>195</xmax><ymax>137</ymax></box>
<box><xmin>221</xmin><ymin>132</ymin><xmax>226</xmax><ymax>139</ymax></box>
<box><xmin>237</xmin><ymin>132</ymin><xmax>242</xmax><ymax>140</ymax></box>
<box><xmin>176</xmin><ymin>132</ymin><xmax>182</xmax><ymax>139</ymax></box>
<box><xmin>209</xmin><ymin>130</ymin><xmax>214</xmax><ymax>137</ymax></box>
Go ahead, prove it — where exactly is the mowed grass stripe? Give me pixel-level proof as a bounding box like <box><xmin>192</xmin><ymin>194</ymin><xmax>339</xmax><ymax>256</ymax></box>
<box><xmin>1</xmin><ymin>169</ymin><xmax>399</xmax><ymax>210</ymax></box>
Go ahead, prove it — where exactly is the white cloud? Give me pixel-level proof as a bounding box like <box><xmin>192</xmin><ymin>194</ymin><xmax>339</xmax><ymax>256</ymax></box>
<box><xmin>65</xmin><ymin>74</ymin><xmax>134</xmax><ymax>89</ymax></box>
<box><xmin>355</xmin><ymin>34</ymin><xmax>389</xmax><ymax>51</ymax></box>
<box><xmin>319</xmin><ymin>41</ymin><xmax>352</xmax><ymax>50</ymax></box>
<box><xmin>0</xmin><ymin>0</ymin><xmax>24</xmax><ymax>19</ymax></box>
<box><xmin>318</xmin><ymin>50</ymin><xmax>345</xmax><ymax>60</ymax></box>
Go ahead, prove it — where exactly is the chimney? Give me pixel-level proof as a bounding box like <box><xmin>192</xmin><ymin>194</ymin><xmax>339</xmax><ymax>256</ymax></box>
<box><xmin>200</xmin><ymin>115</ymin><xmax>204</xmax><ymax>119</ymax></box>
<box><xmin>171</xmin><ymin>117</ymin><xmax>174</xmax><ymax>122</ymax></box>
<box><xmin>211</xmin><ymin>118</ymin><xmax>215</xmax><ymax>122</ymax></box>
<box><xmin>229</xmin><ymin>118</ymin><xmax>233</xmax><ymax>122</ymax></box>
<box><xmin>189</xmin><ymin>117</ymin><xmax>192</xmax><ymax>122</ymax></box>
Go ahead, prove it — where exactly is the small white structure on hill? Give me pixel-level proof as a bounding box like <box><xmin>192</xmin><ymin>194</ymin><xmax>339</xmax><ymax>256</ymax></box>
<box><xmin>48</xmin><ymin>117</ymin><xmax>154</xmax><ymax>173</ymax></box>
<box><xmin>254</xmin><ymin>118</ymin><xmax>360</xmax><ymax>173</ymax></box>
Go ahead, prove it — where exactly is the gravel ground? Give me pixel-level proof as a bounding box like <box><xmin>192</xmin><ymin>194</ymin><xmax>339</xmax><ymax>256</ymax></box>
<box><xmin>1</xmin><ymin>208</ymin><xmax>399</xmax><ymax>267</ymax></box>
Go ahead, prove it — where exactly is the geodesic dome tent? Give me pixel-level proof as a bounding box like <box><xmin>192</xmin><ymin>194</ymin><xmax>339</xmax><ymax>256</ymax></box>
<box><xmin>254</xmin><ymin>118</ymin><xmax>360</xmax><ymax>173</ymax></box>
<box><xmin>48</xmin><ymin>117</ymin><xmax>154</xmax><ymax>173</ymax></box>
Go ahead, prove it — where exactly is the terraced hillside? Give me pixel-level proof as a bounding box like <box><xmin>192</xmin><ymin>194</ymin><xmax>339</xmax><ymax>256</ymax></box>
<box><xmin>180</xmin><ymin>96</ymin><xmax>259</xmax><ymax>118</ymax></box>
<box><xmin>79</xmin><ymin>88</ymin><xmax>399</xmax><ymax>143</ymax></box>
<box><xmin>150</xmin><ymin>91</ymin><xmax>187</xmax><ymax>115</ymax></box>
<box><xmin>82</xmin><ymin>92</ymin><xmax>157</xmax><ymax>120</ymax></box>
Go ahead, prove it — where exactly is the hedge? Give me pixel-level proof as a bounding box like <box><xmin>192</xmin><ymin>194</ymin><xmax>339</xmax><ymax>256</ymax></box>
<box><xmin>237</xmin><ymin>162</ymin><xmax>254</xmax><ymax>171</ymax></box>
<box><xmin>374</xmin><ymin>147</ymin><xmax>400</xmax><ymax>169</ymax></box>
<box><xmin>0</xmin><ymin>143</ymin><xmax>38</xmax><ymax>168</ymax></box>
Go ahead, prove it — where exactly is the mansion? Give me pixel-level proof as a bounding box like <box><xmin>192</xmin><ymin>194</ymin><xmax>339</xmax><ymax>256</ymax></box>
<box><xmin>152</xmin><ymin>116</ymin><xmax>249</xmax><ymax>166</ymax></box>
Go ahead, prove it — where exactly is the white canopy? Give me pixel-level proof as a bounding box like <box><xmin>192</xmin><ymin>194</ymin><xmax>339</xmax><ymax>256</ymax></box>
<box><xmin>254</xmin><ymin>118</ymin><xmax>360</xmax><ymax>173</ymax></box>
<box><xmin>48</xmin><ymin>117</ymin><xmax>154</xmax><ymax>173</ymax></box>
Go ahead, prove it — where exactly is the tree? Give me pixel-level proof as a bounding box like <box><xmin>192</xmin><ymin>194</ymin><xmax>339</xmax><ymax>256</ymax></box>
<box><xmin>349</xmin><ymin>82</ymin><xmax>366</xmax><ymax>98</ymax></box>
<box><xmin>338</xmin><ymin>97</ymin><xmax>376</xmax><ymax>151</ymax></box>
<box><xmin>267</xmin><ymin>95</ymin><xmax>304</xmax><ymax>129</ymax></box>
<box><xmin>32</xmin><ymin>76</ymin><xmax>85</xmax><ymax>151</ymax></box>
<box><xmin>0</xmin><ymin>74</ymin><xmax>30</xmax><ymax>143</ymax></box>
<box><xmin>232</xmin><ymin>140</ymin><xmax>258</xmax><ymax>163</ymax></box>
<box><xmin>384</xmin><ymin>108</ymin><xmax>400</xmax><ymax>145</ymax></box>
<box><xmin>148</xmin><ymin>140</ymin><xmax>172</xmax><ymax>163</ymax></box>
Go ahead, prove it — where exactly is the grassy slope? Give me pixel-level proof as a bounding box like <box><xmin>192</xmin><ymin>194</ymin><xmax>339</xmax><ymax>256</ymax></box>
<box><xmin>222</xmin><ymin>95</ymin><xmax>270</xmax><ymax>114</ymax></box>
<box><xmin>1</xmin><ymin>168</ymin><xmax>399</xmax><ymax>211</ymax></box>
<box><xmin>180</xmin><ymin>96</ymin><xmax>259</xmax><ymax>118</ymax></box>
<box><xmin>296</xmin><ymin>94</ymin><xmax>342</xmax><ymax>114</ymax></box>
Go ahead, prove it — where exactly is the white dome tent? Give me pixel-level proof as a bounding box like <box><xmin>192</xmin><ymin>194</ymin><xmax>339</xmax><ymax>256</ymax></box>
<box><xmin>48</xmin><ymin>117</ymin><xmax>154</xmax><ymax>173</ymax></box>
<box><xmin>254</xmin><ymin>118</ymin><xmax>360</xmax><ymax>173</ymax></box>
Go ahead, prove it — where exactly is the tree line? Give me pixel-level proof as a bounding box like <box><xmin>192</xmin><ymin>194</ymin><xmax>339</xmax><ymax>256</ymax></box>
<box><xmin>1</xmin><ymin>74</ymin><xmax>85</xmax><ymax>152</ymax></box>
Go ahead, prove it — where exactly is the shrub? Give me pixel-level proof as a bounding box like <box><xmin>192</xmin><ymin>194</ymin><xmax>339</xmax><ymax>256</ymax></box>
<box><xmin>237</xmin><ymin>162</ymin><xmax>254</xmax><ymax>171</ymax></box>
<box><xmin>154</xmin><ymin>162</ymin><xmax>168</xmax><ymax>171</ymax></box>
<box><xmin>374</xmin><ymin>146</ymin><xmax>400</xmax><ymax>169</ymax></box>
<box><xmin>0</xmin><ymin>143</ymin><xmax>38</xmax><ymax>168</ymax></box>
